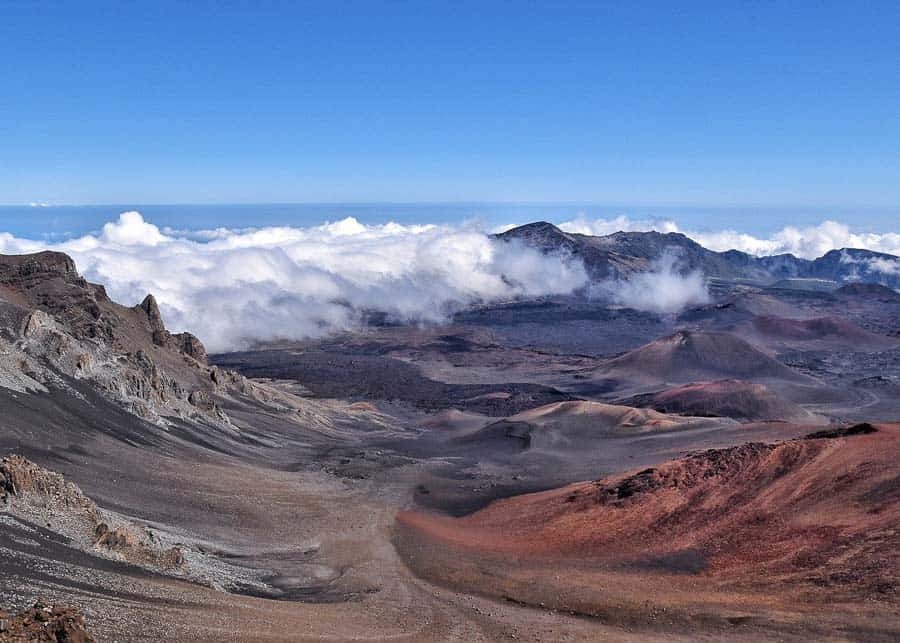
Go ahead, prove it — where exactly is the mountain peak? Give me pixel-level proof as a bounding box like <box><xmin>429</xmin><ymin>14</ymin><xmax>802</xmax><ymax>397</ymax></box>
<box><xmin>494</xmin><ymin>222</ymin><xmax>579</xmax><ymax>256</ymax></box>
<box><xmin>497</xmin><ymin>221</ymin><xmax>566</xmax><ymax>240</ymax></box>
<box><xmin>511</xmin><ymin>220</ymin><xmax>562</xmax><ymax>233</ymax></box>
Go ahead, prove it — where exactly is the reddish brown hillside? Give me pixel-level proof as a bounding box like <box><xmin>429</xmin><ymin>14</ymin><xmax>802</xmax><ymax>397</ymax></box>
<box><xmin>397</xmin><ymin>423</ymin><xmax>900</xmax><ymax>638</ymax></box>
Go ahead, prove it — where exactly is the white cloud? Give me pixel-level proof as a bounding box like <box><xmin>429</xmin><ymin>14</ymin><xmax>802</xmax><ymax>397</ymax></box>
<box><xmin>2</xmin><ymin>211</ymin><xmax>897</xmax><ymax>350</ymax></box>
<box><xmin>690</xmin><ymin>221</ymin><xmax>900</xmax><ymax>259</ymax></box>
<box><xmin>101</xmin><ymin>211</ymin><xmax>169</xmax><ymax>246</ymax></box>
<box><xmin>0</xmin><ymin>212</ymin><xmax>588</xmax><ymax>352</ymax></box>
<box><xmin>866</xmin><ymin>257</ymin><xmax>900</xmax><ymax>275</ymax></box>
<box><xmin>558</xmin><ymin>215</ymin><xmax>680</xmax><ymax>236</ymax></box>
<box><xmin>839</xmin><ymin>251</ymin><xmax>900</xmax><ymax>278</ymax></box>
<box><xmin>592</xmin><ymin>248</ymin><xmax>710</xmax><ymax>313</ymax></box>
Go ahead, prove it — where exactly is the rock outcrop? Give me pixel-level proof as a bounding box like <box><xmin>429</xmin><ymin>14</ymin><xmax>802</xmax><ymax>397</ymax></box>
<box><xmin>1</xmin><ymin>455</ymin><xmax>184</xmax><ymax>571</ymax></box>
<box><xmin>138</xmin><ymin>294</ymin><xmax>166</xmax><ymax>335</ymax></box>
<box><xmin>1</xmin><ymin>455</ymin><xmax>99</xmax><ymax>523</ymax></box>
<box><xmin>0</xmin><ymin>600</ymin><xmax>94</xmax><ymax>643</ymax></box>
<box><xmin>0</xmin><ymin>251</ymin><xmax>243</xmax><ymax>424</ymax></box>
<box><xmin>136</xmin><ymin>294</ymin><xmax>208</xmax><ymax>364</ymax></box>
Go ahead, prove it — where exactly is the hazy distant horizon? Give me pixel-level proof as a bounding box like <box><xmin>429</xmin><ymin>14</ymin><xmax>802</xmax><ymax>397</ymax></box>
<box><xmin>2</xmin><ymin>202</ymin><xmax>899</xmax><ymax>240</ymax></box>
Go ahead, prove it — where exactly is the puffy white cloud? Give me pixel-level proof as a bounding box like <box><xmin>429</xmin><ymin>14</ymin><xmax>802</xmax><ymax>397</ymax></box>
<box><xmin>101</xmin><ymin>211</ymin><xmax>169</xmax><ymax>246</ymax></box>
<box><xmin>866</xmin><ymin>257</ymin><xmax>900</xmax><ymax>275</ymax></box>
<box><xmin>592</xmin><ymin>248</ymin><xmax>710</xmax><ymax>314</ymax></box>
<box><xmin>1</xmin><ymin>212</ymin><xmax>588</xmax><ymax>352</ymax></box>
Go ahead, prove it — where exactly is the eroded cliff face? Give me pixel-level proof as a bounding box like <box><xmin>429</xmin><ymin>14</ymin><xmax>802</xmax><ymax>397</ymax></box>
<box><xmin>0</xmin><ymin>251</ymin><xmax>246</xmax><ymax>425</ymax></box>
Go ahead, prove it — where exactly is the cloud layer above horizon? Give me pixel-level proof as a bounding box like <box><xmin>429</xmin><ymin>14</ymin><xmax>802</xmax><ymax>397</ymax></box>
<box><xmin>0</xmin><ymin>212</ymin><xmax>588</xmax><ymax>351</ymax></box>
<box><xmin>0</xmin><ymin>212</ymin><xmax>897</xmax><ymax>351</ymax></box>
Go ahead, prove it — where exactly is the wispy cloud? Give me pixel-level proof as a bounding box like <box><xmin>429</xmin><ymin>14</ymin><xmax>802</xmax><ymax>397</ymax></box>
<box><xmin>591</xmin><ymin>248</ymin><xmax>710</xmax><ymax>313</ymax></box>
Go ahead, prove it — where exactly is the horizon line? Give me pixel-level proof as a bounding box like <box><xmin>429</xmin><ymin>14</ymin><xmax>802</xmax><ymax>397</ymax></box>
<box><xmin>3</xmin><ymin>200</ymin><xmax>900</xmax><ymax>212</ymax></box>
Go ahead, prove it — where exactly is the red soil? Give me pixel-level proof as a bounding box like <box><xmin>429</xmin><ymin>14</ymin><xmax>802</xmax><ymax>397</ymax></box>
<box><xmin>397</xmin><ymin>423</ymin><xmax>900</xmax><ymax>635</ymax></box>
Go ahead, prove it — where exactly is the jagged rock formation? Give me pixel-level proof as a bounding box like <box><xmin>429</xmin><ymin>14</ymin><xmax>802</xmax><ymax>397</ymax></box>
<box><xmin>139</xmin><ymin>294</ymin><xmax>207</xmax><ymax>364</ymax></box>
<box><xmin>1</xmin><ymin>454</ymin><xmax>99</xmax><ymax>522</ymax></box>
<box><xmin>0</xmin><ymin>251</ymin><xmax>245</xmax><ymax>424</ymax></box>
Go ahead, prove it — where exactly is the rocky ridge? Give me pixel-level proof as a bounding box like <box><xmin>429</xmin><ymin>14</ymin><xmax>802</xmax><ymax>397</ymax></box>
<box><xmin>497</xmin><ymin>221</ymin><xmax>900</xmax><ymax>288</ymax></box>
<box><xmin>0</xmin><ymin>251</ymin><xmax>250</xmax><ymax>425</ymax></box>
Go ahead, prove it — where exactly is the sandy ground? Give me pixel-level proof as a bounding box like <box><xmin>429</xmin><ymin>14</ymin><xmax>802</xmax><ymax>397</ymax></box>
<box><xmin>0</xmin><ymin>450</ymin><xmax>699</xmax><ymax>642</ymax></box>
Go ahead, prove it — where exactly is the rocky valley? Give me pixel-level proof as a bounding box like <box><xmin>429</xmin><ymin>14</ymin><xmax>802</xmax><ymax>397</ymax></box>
<box><xmin>1</xmin><ymin>223</ymin><xmax>899</xmax><ymax>641</ymax></box>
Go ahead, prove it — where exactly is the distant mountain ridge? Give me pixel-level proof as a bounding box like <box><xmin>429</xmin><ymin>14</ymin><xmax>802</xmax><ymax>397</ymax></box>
<box><xmin>496</xmin><ymin>221</ymin><xmax>900</xmax><ymax>288</ymax></box>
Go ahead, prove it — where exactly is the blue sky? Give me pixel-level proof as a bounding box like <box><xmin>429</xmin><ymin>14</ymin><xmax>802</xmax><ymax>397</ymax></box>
<box><xmin>2</xmin><ymin>1</ymin><xmax>899</xmax><ymax>211</ymax></box>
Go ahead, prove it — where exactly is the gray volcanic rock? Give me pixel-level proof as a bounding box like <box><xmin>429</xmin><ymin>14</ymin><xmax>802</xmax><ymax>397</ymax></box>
<box><xmin>1</xmin><ymin>454</ymin><xmax>184</xmax><ymax>571</ymax></box>
<box><xmin>139</xmin><ymin>294</ymin><xmax>166</xmax><ymax>335</ymax></box>
<box><xmin>0</xmin><ymin>250</ymin><xmax>238</xmax><ymax>423</ymax></box>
